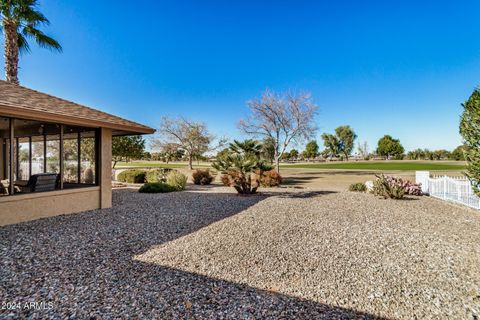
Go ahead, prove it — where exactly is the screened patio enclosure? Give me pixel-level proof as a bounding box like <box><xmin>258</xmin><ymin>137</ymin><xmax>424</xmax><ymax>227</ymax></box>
<box><xmin>0</xmin><ymin>116</ymin><xmax>98</xmax><ymax>196</ymax></box>
<box><xmin>0</xmin><ymin>80</ymin><xmax>154</xmax><ymax>225</ymax></box>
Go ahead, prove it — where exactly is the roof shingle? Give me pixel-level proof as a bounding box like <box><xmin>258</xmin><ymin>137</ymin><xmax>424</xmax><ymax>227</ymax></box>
<box><xmin>0</xmin><ymin>80</ymin><xmax>154</xmax><ymax>135</ymax></box>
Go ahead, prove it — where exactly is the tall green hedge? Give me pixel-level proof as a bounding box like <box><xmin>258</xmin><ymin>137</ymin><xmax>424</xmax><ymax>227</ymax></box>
<box><xmin>460</xmin><ymin>88</ymin><xmax>480</xmax><ymax>195</ymax></box>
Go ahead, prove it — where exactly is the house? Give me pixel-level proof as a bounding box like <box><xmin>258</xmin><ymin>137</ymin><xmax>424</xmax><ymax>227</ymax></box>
<box><xmin>0</xmin><ymin>80</ymin><xmax>154</xmax><ymax>225</ymax></box>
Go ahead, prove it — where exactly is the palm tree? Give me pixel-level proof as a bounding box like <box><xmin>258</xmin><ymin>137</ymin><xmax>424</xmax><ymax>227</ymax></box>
<box><xmin>213</xmin><ymin>139</ymin><xmax>272</xmax><ymax>194</ymax></box>
<box><xmin>0</xmin><ymin>0</ymin><xmax>61</xmax><ymax>84</ymax></box>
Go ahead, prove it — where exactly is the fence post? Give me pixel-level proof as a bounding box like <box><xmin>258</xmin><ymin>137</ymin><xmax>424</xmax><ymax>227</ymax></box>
<box><xmin>443</xmin><ymin>175</ymin><xmax>447</xmax><ymax>199</ymax></box>
<box><xmin>416</xmin><ymin>171</ymin><xmax>430</xmax><ymax>194</ymax></box>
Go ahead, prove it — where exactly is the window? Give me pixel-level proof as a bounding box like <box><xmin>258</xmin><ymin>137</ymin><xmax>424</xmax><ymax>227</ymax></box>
<box><xmin>0</xmin><ymin>117</ymin><xmax>99</xmax><ymax>196</ymax></box>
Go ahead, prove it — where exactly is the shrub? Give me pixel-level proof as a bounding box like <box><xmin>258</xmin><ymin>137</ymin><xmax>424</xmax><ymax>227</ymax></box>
<box><xmin>349</xmin><ymin>182</ymin><xmax>366</xmax><ymax>192</ymax></box>
<box><xmin>117</xmin><ymin>169</ymin><xmax>147</xmax><ymax>183</ymax></box>
<box><xmin>400</xmin><ymin>179</ymin><xmax>423</xmax><ymax>196</ymax></box>
<box><xmin>192</xmin><ymin>169</ymin><xmax>214</xmax><ymax>185</ymax></box>
<box><xmin>220</xmin><ymin>173</ymin><xmax>231</xmax><ymax>186</ymax></box>
<box><xmin>166</xmin><ymin>170</ymin><xmax>188</xmax><ymax>190</ymax></box>
<box><xmin>372</xmin><ymin>175</ymin><xmax>405</xmax><ymax>199</ymax></box>
<box><xmin>371</xmin><ymin>175</ymin><xmax>422</xmax><ymax>199</ymax></box>
<box><xmin>138</xmin><ymin>182</ymin><xmax>176</xmax><ymax>193</ymax></box>
<box><xmin>146</xmin><ymin>168</ymin><xmax>172</xmax><ymax>183</ymax></box>
<box><xmin>212</xmin><ymin>140</ymin><xmax>272</xmax><ymax>194</ymax></box>
<box><xmin>259</xmin><ymin>170</ymin><xmax>282</xmax><ymax>187</ymax></box>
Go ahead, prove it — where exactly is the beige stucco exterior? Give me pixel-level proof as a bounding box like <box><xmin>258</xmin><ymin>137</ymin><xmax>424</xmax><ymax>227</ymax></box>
<box><xmin>0</xmin><ymin>138</ymin><xmax>4</xmax><ymax>180</ymax></box>
<box><xmin>0</xmin><ymin>187</ymin><xmax>100</xmax><ymax>226</ymax></box>
<box><xmin>100</xmin><ymin>128</ymin><xmax>112</xmax><ymax>209</ymax></box>
<box><xmin>0</xmin><ymin>128</ymin><xmax>114</xmax><ymax>226</ymax></box>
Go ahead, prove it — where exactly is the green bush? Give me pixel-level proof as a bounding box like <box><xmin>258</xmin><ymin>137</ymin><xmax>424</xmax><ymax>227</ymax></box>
<box><xmin>192</xmin><ymin>169</ymin><xmax>214</xmax><ymax>185</ymax></box>
<box><xmin>138</xmin><ymin>182</ymin><xmax>176</xmax><ymax>193</ymax></box>
<box><xmin>166</xmin><ymin>170</ymin><xmax>188</xmax><ymax>190</ymax></box>
<box><xmin>349</xmin><ymin>182</ymin><xmax>366</xmax><ymax>192</ymax></box>
<box><xmin>146</xmin><ymin>168</ymin><xmax>172</xmax><ymax>183</ymax></box>
<box><xmin>117</xmin><ymin>169</ymin><xmax>147</xmax><ymax>183</ymax></box>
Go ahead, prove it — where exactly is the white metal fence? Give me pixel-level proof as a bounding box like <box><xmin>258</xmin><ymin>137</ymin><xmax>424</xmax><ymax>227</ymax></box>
<box><xmin>416</xmin><ymin>171</ymin><xmax>480</xmax><ymax>210</ymax></box>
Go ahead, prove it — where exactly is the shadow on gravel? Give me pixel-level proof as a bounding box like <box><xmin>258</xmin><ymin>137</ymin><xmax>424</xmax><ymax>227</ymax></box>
<box><xmin>128</xmin><ymin>262</ymin><xmax>390</xmax><ymax>319</ymax></box>
<box><xmin>283</xmin><ymin>175</ymin><xmax>323</xmax><ymax>186</ymax></box>
<box><xmin>273</xmin><ymin>190</ymin><xmax>338</xmax><ymax>198</ymax></box>
<box><xmin>0</xmin><ymin>189</ymin><xmax>383</xmax><ymax>319</ymax></box>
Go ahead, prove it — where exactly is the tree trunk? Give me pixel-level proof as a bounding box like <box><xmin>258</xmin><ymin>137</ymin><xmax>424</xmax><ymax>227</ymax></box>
<box><xmin>3</xmin><ymin>20</ymin><xmax>19</xmax><ymax>85</ymax></box>
<box><xmin>275</xmin><ymin>156</ymin><xmax>280</xmax><ymax>173</ymax></box>
<box><xmin>188</xmin><ymin>154</ymin><xmax>193</xmax><ymax>170</ymax></box>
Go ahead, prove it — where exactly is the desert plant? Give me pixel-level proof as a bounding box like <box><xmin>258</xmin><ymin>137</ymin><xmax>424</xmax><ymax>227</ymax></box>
<box><xmin>146</xmin><ymin>168</ymin><xmax>172</xmax><ymax>183</ymax></box>
<box><xmin>138</xmin><ymin>182</ymin><xmax>177</xmax><ymax>193</ymax></box>
<box><xmin>166</xmin><ymin>170</ymin><xmax>187</xmax><ymax>190</ymax></box>
<box><xmin>372</xmin><ymin>174</ymin><xmax>405</xmax><ymax>199</ymax></box>
<box><xmin>84</xmin><ymin>168</ymin><xmax>94</xmax><ymax>184</ymax></box>
<box><xmin>212</xmin><ymin>140</ymin><xmax>272</xmax><ymax>194</ymax></box>
<box><xmin>117</xmin><ymin>169</ymin><xmax>147</xmax><ymax>183</ymax></box>
<box><xmin>349</xmin><ymin>182</ymin><xmax>367</xmax><ymax>192</ymax></box>
<box><xmin>259</xmin><ymin>169</ymin><xmax>282</xmax><ymax>187</ymax></box>
<box><xmin>192</xmin><ymin>169</ymin><xmax>214</xmax><ymax>185</ymax></box>
<box><xmin>371</xmin><ymin>175</ymin><xmax>422</xmax><ymax>198</ymax></box>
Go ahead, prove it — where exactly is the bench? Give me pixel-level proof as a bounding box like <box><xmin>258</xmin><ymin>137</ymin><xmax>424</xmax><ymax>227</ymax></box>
<box><xmin>16</xmin><ymin>173</ymin><xmax>59</xmax><ymax>193</ymax></box>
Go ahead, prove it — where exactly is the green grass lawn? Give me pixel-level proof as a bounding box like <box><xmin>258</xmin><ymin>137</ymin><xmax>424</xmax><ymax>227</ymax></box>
<box><xmin>282</xmin><ymin>161</ymin><xmax>466</xmax><ymax>171</ymax></box>
<box><xmin>114</xmin><ymin>162</ymin><xmax>209</xmax><ymax>168</ymax></box>
<box><xmin>115</xmin><ymin>162</ymin><xmax>187</xmax><ymax>168</ymax></box>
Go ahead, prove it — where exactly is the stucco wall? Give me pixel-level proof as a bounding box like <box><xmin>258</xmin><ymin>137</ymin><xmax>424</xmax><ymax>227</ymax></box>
<box><xmin>0</xmin><ymin>187</ymin><xmax>100</xmax><ymax>226</ymax></box>
<box><xmin>100</xmin><ymin>128</ymin><xmax>112</xmax><ymax>209</ymax></box>
<box><xmin>0</xmin><ymin>138</ymin><xmax>4</xmax><ymax>180</ymax></box>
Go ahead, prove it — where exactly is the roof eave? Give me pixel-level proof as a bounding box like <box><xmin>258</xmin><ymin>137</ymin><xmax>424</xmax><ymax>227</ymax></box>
<box><xmin>0</xmin><ymin>104</ymin><xmax>155</xmax><ymax>135</ymax></box>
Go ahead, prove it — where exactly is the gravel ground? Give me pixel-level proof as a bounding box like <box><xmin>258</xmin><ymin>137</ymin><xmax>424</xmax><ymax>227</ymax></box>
<box><xmin>1</xmin><ymin>187</ymin><xmax>479</xmax><ymax>319</ymax></box>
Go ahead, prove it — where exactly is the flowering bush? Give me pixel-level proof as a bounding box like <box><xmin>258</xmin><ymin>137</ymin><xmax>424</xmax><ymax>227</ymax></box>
<box><xmin>372</xmin><ymin>174</ymin><xmax>422</xmax><ymax>199</ymax></box>
<box><xmin>399</xmin><ymin>179</ymin><xmax>423</xmax><ymax>196</ymax></box>
<box><xmin>372</xmin><ymin>175</ymin><xmax>405</xmax><ymax>199</ymax></box>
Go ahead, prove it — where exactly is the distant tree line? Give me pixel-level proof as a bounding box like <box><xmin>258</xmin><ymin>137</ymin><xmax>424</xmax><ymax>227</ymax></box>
<box><xmin>111</xmin><ymin>88</ymin><xmax>470</xmax><ymax>170</ymax></box>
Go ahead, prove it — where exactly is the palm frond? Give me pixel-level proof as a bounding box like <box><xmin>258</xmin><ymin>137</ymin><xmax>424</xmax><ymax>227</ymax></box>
<box><xmin>17</xmin><ymin>32</ymin><xmax>31</xmax><ymax>54</ymax></box>
<box><xmin>23</xmin><ymin>25</ymin><xmax>62</xmax><ymax>51</ymax></box>
<box><xmin>20</xmin><ymin>6</ymin><xmax>49</xmax><ymax>26</ymax></box>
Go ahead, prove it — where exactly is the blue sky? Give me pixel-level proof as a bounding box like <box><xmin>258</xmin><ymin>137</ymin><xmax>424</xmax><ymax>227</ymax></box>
<box><xmin>3</xmin><ymin>0</ymin><xmax>480</xmax><ymax>152</ymax></box>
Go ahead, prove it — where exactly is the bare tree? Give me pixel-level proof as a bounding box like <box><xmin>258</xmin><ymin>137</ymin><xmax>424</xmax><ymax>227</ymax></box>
<box><xmin>156</xmin><ymin>117</ymin><xmax>224</xmax><ymax>169</ymax></box>
<box><xmin>239</xmin><ymin>90</ymin><xmax>318</xmax><ymax>172</ymax></box>
<box><xmin>357</xmin><ymin>141</ymin><xmax>369</xmax><ymax>160</ymax></box>
<box><xmin>149</xmin><ymin>141</ymin><xmax>180</xmax><ymax>164</ymax></box>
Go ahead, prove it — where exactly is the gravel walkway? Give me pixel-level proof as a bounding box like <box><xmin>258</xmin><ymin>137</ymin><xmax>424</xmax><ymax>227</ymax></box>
<box><xmin>1</xmin><ymin>187</ymin><xmax>479</xmax><ymax>319</ymax></box>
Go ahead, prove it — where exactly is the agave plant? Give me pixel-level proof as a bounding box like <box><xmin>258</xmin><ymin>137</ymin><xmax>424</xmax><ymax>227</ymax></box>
<box><xmin>213</xmin><ymin>139</ymin><xmax>272</xmax><ymax>194</ymax></box>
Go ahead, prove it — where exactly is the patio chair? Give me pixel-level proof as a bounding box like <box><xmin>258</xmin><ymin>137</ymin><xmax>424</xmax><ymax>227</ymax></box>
<box><xmin>16</xmin><ymin>173</ymin><xmax>59</xmax><ymax>193</ymax></box>
<box><xmin>0</xmin><ymin>180</ymin><xmax>8</xmax><ymax>195</ymax></box>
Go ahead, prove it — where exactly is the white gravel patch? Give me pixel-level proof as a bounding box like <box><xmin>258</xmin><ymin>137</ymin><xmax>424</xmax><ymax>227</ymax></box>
<box><xmin>1</xmin><ymin>187</ymin><xmax>479</xmax><ymax>319</ymax></box>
